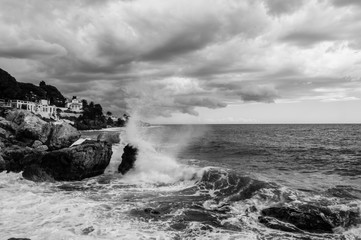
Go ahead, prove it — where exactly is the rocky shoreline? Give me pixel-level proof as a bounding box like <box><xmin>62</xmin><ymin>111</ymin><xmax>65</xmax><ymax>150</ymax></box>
<box><xmin>0</xmin><ymin>109</ymin><xmax>114</xmax><ymax>182</ymax></box>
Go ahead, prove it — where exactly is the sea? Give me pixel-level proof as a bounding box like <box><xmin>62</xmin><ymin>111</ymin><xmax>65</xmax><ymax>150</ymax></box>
<box><xmin>1</xmin><ymin>124</ymin><xmax>361</xmax><ymax>240</ymax></box>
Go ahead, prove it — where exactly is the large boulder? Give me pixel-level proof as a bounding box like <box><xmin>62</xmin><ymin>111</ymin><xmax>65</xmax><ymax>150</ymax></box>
<box><xmin>22</xmin><ymin>140</ymin><xmax>113</xmax><ymax>181</ymax></box>
<box><xmin>7</xmin><ymin>110</ymin><xmax>52</xmax><ymax>143</ymax></box>
<box><xmin>22</xmin><ymin>164</ymin><xmax>54</xmax><ymax>182</ymax></box>
<box><xmin>118</xmin><ymin>144</ymin><xmax>138</xmax><ymax>175</ymax></box>
<box><xmin>260</xmin><ymin>204</ymin><xmax>361</xmax><ymax>233</ymax></box>
<box><xmin>1</xmin><ymin>146</ymin><xmax>43</xmax><ymax>173</ymax></box>
<box><xmin>47</xmin><ymin>122</ymin><xmax>80</xmax><ymax>150</ymax></box>
<box><xmin>3</xmin><ymin>110</ymin><xmax>80</xmax><ymax>148</ymax></box>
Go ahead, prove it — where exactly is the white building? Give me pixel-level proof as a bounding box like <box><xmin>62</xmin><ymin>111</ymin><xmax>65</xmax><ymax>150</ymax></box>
<box><xmin>0</xmin><ymin>99</ymin><xmax>57</xmax><ymax>119</ymax></box>
<box><xmin>66</xmin><ymin>96</ymin><xmax>83</xmax><ymax>112</ymax></box>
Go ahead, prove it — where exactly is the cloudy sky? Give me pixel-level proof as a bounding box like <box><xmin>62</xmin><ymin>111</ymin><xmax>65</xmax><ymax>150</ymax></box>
<box><xmin>1</xmin><ymin>0</ymin><xmax>361</xmax><ymax>123</ymax></box>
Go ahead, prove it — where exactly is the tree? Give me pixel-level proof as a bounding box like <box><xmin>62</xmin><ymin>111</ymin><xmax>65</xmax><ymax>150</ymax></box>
<box><xmin>39</xmin><ymin>81</ymin><xmax>46</xmax><ymax>87</ymax></box>
<box><xmin>94</xmin><ymin>104</ymin><xmax>103</xmax><ymax>118</ymax></box>
<box><xmin>107</xmin><ymin>117</ymin><xmax>114</xmax><ymax>125</ymax></box>
<box><xmin>106</xmin><ymin>111</ymin><xmax>112</xmax><ymax>117</ymax></box>
<box><xmin>116</xmin><ymin>118</ymin><xmax>126</xmax><ymax>127</ymax></box>
<box><xmin>82</xmin><ymin>99</ymin><xmax>88</xmax><ymax>108</ymax></box>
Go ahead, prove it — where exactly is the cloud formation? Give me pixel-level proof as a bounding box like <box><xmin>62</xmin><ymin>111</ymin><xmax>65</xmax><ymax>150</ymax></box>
<box><xmin>0</xmin><ymin>0</ymin><xmax>361</xmax><ymax>120</ymax></box>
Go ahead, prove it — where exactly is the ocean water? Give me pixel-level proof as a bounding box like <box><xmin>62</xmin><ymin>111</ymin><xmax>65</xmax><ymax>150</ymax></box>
<box><xmin>1</xmin><ymin>124</ymin><xmax>361</xmax><ymax>240</ymax></box>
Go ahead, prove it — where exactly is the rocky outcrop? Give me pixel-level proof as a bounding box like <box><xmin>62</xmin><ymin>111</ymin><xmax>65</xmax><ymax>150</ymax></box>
<box><xmin>0</xmin><ymin>109</ymin><xmax>113</xmax><ymax>182</ymax></box>
<box><xmin>1</xmin><ymin>110</ymin><xmax>80</xmax><ymax>146</ymax></box>
<box><xmin>7</xmin><ymin>110</ymin><xmax>52</xmax><ymax>144</ymax></box>
<box><xmin>22</xmin><ymin>140</ymin><xmax>112</xmax><ymax>181</ymax></box>
<box><xmin>259</xmin><ymin>204</ymin><xmax>361</xmax><ymax>233</ymax></box>
<box><xmin>118</xmin><ymin>144</ymin><xmax>138</xmax><ymax>174</ymax></box>
<box><xmin>47</xmin><ymin>122</ymin><xmax>81</xmax><ymax>150</ymax></box>
<box><xmin>1</xmin><ymin>146</ymin><xmax>42</xmax><ymax>172</ymax></box>
<box><xmin>22</xmin><ymin>164</ymin><xmax>54</xmax><ymax>182</ymax></box>
<box><xmin>1</xmin><ymin>110</ymin><xmax>81</xmax><ymax>148</ymax></box>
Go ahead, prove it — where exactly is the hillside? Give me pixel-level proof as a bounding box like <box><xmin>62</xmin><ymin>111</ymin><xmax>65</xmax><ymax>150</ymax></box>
<box><xmin>0</xmin><ymin>68</ymin><xmax>66</xmax><ymax>107</ymax></box>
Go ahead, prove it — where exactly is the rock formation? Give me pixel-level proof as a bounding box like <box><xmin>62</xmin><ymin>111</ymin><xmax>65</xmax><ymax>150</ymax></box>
<box><xmin>47</xmin><ymin>122</ymin><xmax>81</xmax><ymax>150</ymax></box>
<box><xmin>22</xmin><ymin>140</ymin><xmax>112</xmax><ymax>181</ymax></box>
<box><xmin>259</xmin><ymin>204</ymin><xmax>361</xmax><ymax>233</ymax></box>
<box><xmin>118</xmin><ymin>144</ymin><xmax>138</xmax><ymax>174</ymax></box>
<box><xmin>0</xmin><ymin>109</ymin><xmax>113</xmax><ymax>182</ymax></box>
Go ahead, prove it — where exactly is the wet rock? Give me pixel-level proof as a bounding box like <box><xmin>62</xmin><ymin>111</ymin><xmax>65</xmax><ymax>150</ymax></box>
<box><xmin>22</xmin><ymin>164</ymin><xmax>54</xmax><ymax>182</ymax></box>
<box><xmin>47</xmin><ymin>122</ymin><xmax>80</xmax><ymax>150</ymax></box>
<box><xmin>144</xmin><ymin>208</ymin><xmax>161</xmax><ymax>215</ymax></box>
<box><xmin>260</xmin><ymin>204</ymin><xmax>361</xmax><ymax>234</ymax></box>
<box><xmin>22</xmin><ymin>140</ymin><xmax>112</xmax><ymax>181</ymax></box>
<box><xmin>97</xmin><ymin>132</ymin><xmax>120</xmax><ymax>144</ymax></box>
<box><xmin>82</xmin><ymin>226</ymin><xmax>95</xmax><ymax>235</ymax></box>
<box><xmin>130</xmin><ymin>207</ymin><xmax>163</xmax><ymax>220</ymax></box>
<box><xmin>2</xmin><ymin>146</ymin><xmax>43</xmax><ymax>172</ymax></box>
<box><xmin>118</xmin><ymin>144</ymin><xmax>138</xmax><ymax>175</ymax></box>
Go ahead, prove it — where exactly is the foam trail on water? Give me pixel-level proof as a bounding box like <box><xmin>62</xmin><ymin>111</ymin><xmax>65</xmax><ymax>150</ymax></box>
<box><xmin>122</xmin><ymin>112</ymin><xmax>199</xmax><ymax>184</ymax></box>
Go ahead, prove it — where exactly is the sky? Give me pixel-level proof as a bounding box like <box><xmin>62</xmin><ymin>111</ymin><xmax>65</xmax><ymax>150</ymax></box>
<box><xmin>0</xmin><ymin>0</ymin><xmax>361</xmax><ymax>123</ymax></box>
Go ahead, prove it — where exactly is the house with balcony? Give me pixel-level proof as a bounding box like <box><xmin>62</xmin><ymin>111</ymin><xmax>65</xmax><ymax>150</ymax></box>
<box><xmin>66</xmin><ymin>96</ymin><xmax>83</xmax><ymax>112</ymax></box>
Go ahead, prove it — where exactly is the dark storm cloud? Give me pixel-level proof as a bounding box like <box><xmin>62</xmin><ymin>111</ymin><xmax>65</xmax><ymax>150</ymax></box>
<box><xmin>0</xmin><ymin>46</ymin><xmax>63</xmax><ymax>59</ymax></box>
<box><xmin>0</xmin><ymin>38</ymin><xmax>65</xmax><ymax>59</ymax></box>
<box><xmin>206</xmin><ymin>82</ymin><xmax>279</xmax><ymax>103</ymax></box>
<box><xmin>0</xmin><ymin>0</ymin><xmax>361</xmax><ymax>119</ymax></box>
<box><xmin>174</xmin><ymin>97</ymin><xmax>227</xmax><ymax>110</ymax></box>
<box><xmin>281</xmin><ymin>31</ymin><xmax>337</xmax><ymax>47</ymax></box>
<box><xmin>237</xmin><ymin>85</ymin><xmax>279</xmax><ymax>103</ymax></box>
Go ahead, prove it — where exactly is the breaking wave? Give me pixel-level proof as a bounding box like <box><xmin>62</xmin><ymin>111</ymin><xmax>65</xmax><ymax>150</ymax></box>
<box><xmin>2</xmin><ymin>123</ymin><xmax>361</xmax><ymax>240</ymax></box>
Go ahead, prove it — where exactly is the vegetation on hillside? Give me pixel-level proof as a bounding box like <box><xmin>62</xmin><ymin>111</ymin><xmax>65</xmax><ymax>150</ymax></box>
<box><xmin>0</xmin><ymin>68</ymin><xmax>66</xmax><ymax>107</ymax></box>
<box><xmin>0</xmin><ymin>68</ymin><xmax>129</xmax><ymax>130</ymax></box>
<box><xmin>72</xmin><ymin>100</ymin><xmax>128</xmax><ymax>130</ymax></box>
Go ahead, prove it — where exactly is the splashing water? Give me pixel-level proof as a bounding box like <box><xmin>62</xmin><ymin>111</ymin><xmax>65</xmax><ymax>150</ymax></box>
<box><xmin>120</xmin><ymin>113</ymin><xmax>203</xmax><ymax>184</ymax></box>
